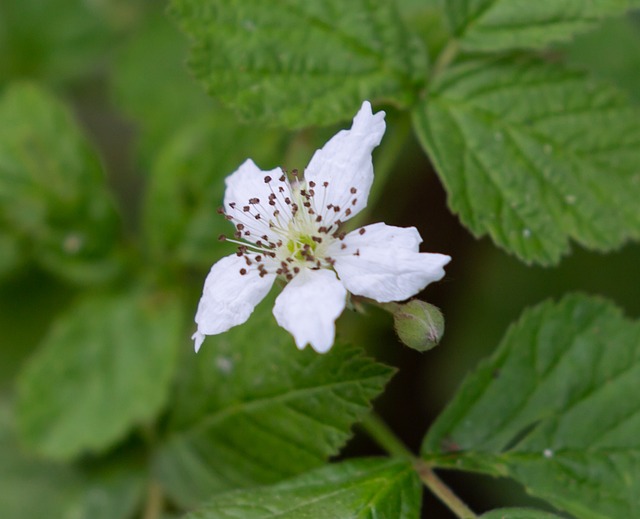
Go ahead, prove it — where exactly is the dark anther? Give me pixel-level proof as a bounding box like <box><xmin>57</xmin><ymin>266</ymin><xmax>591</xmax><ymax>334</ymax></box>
<box><xmin>312</xmin><ymin>236</ymin><xmax>322</xmax><ymax>243</ymax></box>
<box><xmin>359</xmin><ymin>228</ymin><xmax>366</xmax><ymax>235</ymax></box>
<box><xmin>341</xmin><ymin>243</ymin><xmax>347</xmax><ymax>249</ymax></box>
<box><xmin>216</xmin><ymin>207</ymin><xmax>225</xmax><ymax>214</ymax></box>
<box><xmin>333</xmin><ymin>205</ymin><xmax>340</xmax><ymax>212</ymax></box>
<box><xmin>254</xmin><ymin>214</ymin><xmax>261</xmax><ymax>220</ymax></box>
<box><xmin>279</xmin><ymin>174</ymin><xmax>286</xmax><ymax>182</ymax></box>
<box><xmin>218</xmin><ymin>234</ymin><xmax>227</xmax><ymax>241</ymax></box>
<box><xmin>293</xmin><ymin>267</ymin><xmax>300</xmax><ymax>274</ymax></box>
<box><xmin>243</xmin><ymin>206</ymin><xmax>250</xmax><ymax>212</ymax></box>
<box><xmin>264</xmin><ymin>176</ymin><xmax>272</xmax><ymax>183</ymax></box>
<box><xmin>249</xmin><ymin>198</ymin><xmax>260</xmax><ymax>204</ymax></box>
<box><xmin>236</xmin><ymin>223</ymin><xmax>245</xmax><ymax>230</ymax></box>
<box><xmin>229</xmin><ymin>202</ymin><xmax>236</xmax><ymax>209</ymax></box>
<box><xmin>292</xmin><ymin>168</ymin><xmax>299</xmax><ymax>176</ymax></box>
<box><xmin>315</xmin><ymin>215</ymin><xmax>322</xmax><ymax>222</ymax></box>
<box><xmin>350</xmin><ymin>187</ymin><xmax>357</xmax><ymax>194</ymax></box>
<box><xmin>240</xmin><ymin>268</ymin><xmax>247</xmax><ymax>275</ymax></box>
<box><xmin>352</xmin><ymin>198</ymin><xmax>358</xmax><ymax>205</ymax></box>
<box><xmin>309</xmin><ymin>181</ymin><xmax>316</xmax><ymax>187</ymax></box>
<box><xmin>224</xmin><ymin>215</ymin><xmax>233</xmax><ymax>221</ymax></box>
<box><xmin>323</xmin><ymin>181</ymin><xmax>329</xmax><ymax>187</ymax></box>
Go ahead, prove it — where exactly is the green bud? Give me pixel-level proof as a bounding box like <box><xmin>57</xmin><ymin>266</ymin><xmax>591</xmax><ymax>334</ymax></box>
<box><xmin>392</xmin><ymin>300</ymin><xmax>445</xmax><ymax>352</ymax></box>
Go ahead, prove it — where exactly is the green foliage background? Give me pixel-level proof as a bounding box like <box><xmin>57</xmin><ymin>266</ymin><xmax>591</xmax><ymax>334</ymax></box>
<box><xmin>1</xmin><ymin>0</ymin><xmax>640</xmax><ymax>518</ymax></box>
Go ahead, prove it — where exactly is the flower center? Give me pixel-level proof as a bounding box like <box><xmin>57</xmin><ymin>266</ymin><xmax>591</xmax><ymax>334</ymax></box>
<box><xmin>220</xmin><ymin>168</ymin><xmax>360</xmax><ymax>279</ymax></box>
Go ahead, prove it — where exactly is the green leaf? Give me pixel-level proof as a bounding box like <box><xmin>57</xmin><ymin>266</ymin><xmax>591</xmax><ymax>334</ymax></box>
<box><xmin>0</xmin><ymin>402</ymin><xmax>144</xmax><ymax>519</ymax></box>
<box><xmin>413</xmin><ymin>55</ymin><xmax>640</xmax><ymax>265</ymax></box>
<box><xmin>16</xmin><ymin>288</ymin><xmax>183</xmax><ymax>460</ymax></box>
<box><xmin>422</xmin><ymin>294</ymin><xmax>640</xmax><ymax>519</ymax></box>
<box><xmin>169</xmin><ymin>0</ymin><xmax>427</xmax><ymax>128</ymax></box>
<box><xmin>559</xmin><ymin>14</ymin><xmax>640</xmax><ymax>104</ymax></box>
<box><xmin>440</xmin><ymin>0</ymin><xmax>629</xmax><ymax>51</ymax></box>
<box><xmin>184</xmin><ymin>458</ymin><xmax>421</xmax><ymax>519</ymax></box>
<box><xmin>143</xmin><ymin>114</ymin><xmax>287</xmax><ymax>268</ymax></box>
<box><xmin>0</xmin><ymin>83</ymin><xmax>121</xmax><ymax>283</ymax></box>
<box><xmin>111</xmin><ymin>9</ymin><xmax>216</xmax><ymax>162</ymax></box>
<box><xmin>0</xmin><ymin>0</ymin><xmax>113</xmax><ymax>86</ymax></box>
<box><xmin>0</xmin><ymin>231</ymin><xmax>22</xmax><ymax>280</ymax></box>
<box><xmin>481</xmin><ymin>509</ymin><xmax>564</xmax><ymax>519</ymax></box>
<box><xmin>153</xmin><ymin>300</ymin><xmax>395</xmax><ymax>507</ymax></box>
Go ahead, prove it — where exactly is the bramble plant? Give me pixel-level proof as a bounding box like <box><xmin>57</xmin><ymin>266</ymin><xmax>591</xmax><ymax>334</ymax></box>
<box><xmin>1</xmin><ymin>1</ymin><xmax>640</xmax><ymax>519</ymax></box>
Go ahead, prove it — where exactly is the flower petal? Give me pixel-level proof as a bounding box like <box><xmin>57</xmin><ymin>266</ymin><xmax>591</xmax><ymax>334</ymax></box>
<box><xmin>328</xmin><ymin>223</ymin><xmax>451</xmax><ymax>303</ymax></box>
<box><xmin>273</xmin><ymin>268</ymin><xmax>347</xmax><ymax>353</ymax></box>
<box><xmin>305</xmin><ymin>101</ymin><xmax>385</xmax><ymax>225</ymax></box>
<box><xmin>224</xmin><ymin>159</ymin><xmax>292</xmax><ymax>243</ymax></box>
<box><xmin>193</xmin><ymin>254</ymin><xmax>276</xmax><ymax>351</ymax></box>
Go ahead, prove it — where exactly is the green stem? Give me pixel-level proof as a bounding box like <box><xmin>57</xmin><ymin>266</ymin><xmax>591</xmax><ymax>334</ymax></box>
<box><xmin>361</xmin><ymin>413</ymin><xmax>477</xmax><ymax>519</ymax></box>
<box><xmin>360</xmin><ymin>412</ymin><xmax>414</xmax><ymax>460</ymax></box>
<box><xmin>431</xmin><ymin>39</ymin><xmax>460</xmax><ymax>80</ymax></box>
<box><xmin>415</xmin><ymin>460</ymin><xmax>478</xmax><ymax>519</ymax></box>
<box><xmin>142</xmin><ymin>481</ymin><xmax>163</xmax><ymax>519</ymax></box>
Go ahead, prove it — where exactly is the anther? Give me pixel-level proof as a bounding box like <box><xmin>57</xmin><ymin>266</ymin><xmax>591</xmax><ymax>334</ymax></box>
<box><xmin>359</xmin><ymin>228</ymin><xmax>366</xmax><ymax>235</ymax></box>
<box><xmin>315</xmin><ymin>215</ymin><xmax>322</xmax><ymax>222</ymax></box>
<box><xmin>229</xmin><ymin>202</ymin><xmax>236</xmax><ymax>209</ymax></box>
<box><xmin>240</xmin><ymin>268</ymin><xmax>247</xmax><ymax>275</ymax></box>
<box><xmin>249</xmin><ymin>198</ymin><xmax>260</xmax><ymax>204</ymax></box>
<box><xmin>293</xmin><ymin>267</ymin><xmax>300</xmax><ymax>274</ymax></box>
<box><xmin>341</xmin><ymin>243</ymin><xmax>347</xmax><ymax>249</ymax></box>
<box><xmin>224</xmin><ymin>215</ymin><xmax>233</xmax><ymax>220</ymax></box>
<box><xmin>218</xmin><ymin>234</ymin><xmax>227</xmax><ymax>241</ymax></box>
<box><xmin>279</xmin><ymin>174</ymin><xmax>286</xmax><ymax>182</ymax></box>
<box><xmin>350</xmin><ymin>187</ymin><xmax>357</xmax><ymax>194</ymax></box>
<box><xmin>254</xmin><ymin>214</ymin><xmax>261</xmax><ymax>220</ymax></box>
<box><xmin>312</xmin><ymin>236</ymin><xmax>322</xmax><ymax>243</ymax></box>
<box><xmin>236</xmin><ymin>223</ymin><xmax>245</xmax><ymax>230</ymax></box>
<box><xmin>243</xmin><ymin>206</ymin><xmax>250</xmax><ymax>212</ymax></box>
<box><xmin>309</xmin><ymin>181</ymin><xmax>316</xmax><ymax>187</ymax></box>
<box><xmin>323</xmin><ymin>181</ymin><xmax>329</xmax><ymax>187</ymax></box>
<box><xmin>264</xmin><ymin>176</ymin><xmax>272</xmax><ymax>183</ymax></box>
<box><xmin>216</xmin><ymin>207</ymin><xmax>225</xmax><ymax>214</ymax></box>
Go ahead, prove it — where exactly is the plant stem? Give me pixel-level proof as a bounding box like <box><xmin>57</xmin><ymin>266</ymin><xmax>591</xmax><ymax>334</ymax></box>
<box><xmin>360</xmin><ymin>412</ymin><xmax>414</xmax><ymax>460</ymax></box>
<box><xmin>415</xmin><ymin>460</ymin><xmax>478</xmax><ymax>519</ymax></box>
<box><xmin>142</xmin><ymin>481</ymin><xmax>163</xmax><ymax>519</ymax></box>
<box><xmin>431</xmin><ymin>39</ymin><xmax>460</xmax><ymax>80</ymax></box>
<box><xmin>361</xmin><ymin>412</ymin><xmax>477</xmax><ymax>519</ymax></box>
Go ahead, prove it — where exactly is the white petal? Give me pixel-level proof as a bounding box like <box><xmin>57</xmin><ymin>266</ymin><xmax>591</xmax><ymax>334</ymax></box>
<box><xmin>194</xmin><ymin>254</ymin><xmax>276</xmax><ymax>350</ymax></box>
<box><xmin>273</xmin><ymin>269</ymin><xmax>347</xmax><ymax>353</ymax></box>
<box><xmin>305</xmin><ymin>101</ymin><xmax>385</xmax><ymax>225</ymax></box>
<box><xmin>224</xmin><ymin>159</ymin><xmax>292</xmax><ymax>243</ymax></box>
<box><xmin>328</xmin><ymin>223</ymin><xmax>451</xmax><ymax>303</ymax></box>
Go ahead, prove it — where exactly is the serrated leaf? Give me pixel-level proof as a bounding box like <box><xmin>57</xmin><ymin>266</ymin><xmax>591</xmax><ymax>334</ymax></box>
<box><xmin>481</xmin><ymin>509</ymin><xmax>563</xmax><ymax>519</ymax></box>
<box><xmin>0</xmin><ymin>83</ymin><xmax>121</xmax><ymax>283</ymax></box>
<box><xmin>169</xmin><ymin>0</ymin><xmax>427</xmax><ymax>128</ymax></box>
<box><xmin>441</xmin><ymin>0</ymin><xmax>629</xmax><ymax>51</ymax></box>
<box><xmin>413</xmin><ymin>55</ymin><xmax>640</xmax><ymax>265</ymax></box>
<box><xmin>153</xmin><ymin>300</ymin><xmax>395</xmax><ymax>507</ymax></box>
<box><xmin>16</xmin><ymin>288</ymin><xmax>183</xmax><ymax>460</ymax></box>
<box><xmin>422</xmin><ymin>294</ymin><xmax>640</xmax><ymax>519</ymax></box>
<box><xmin>184</xmin><ymin>458</ymin><xmax>421</xmax><ymax>519</ymax></box>
<box><xmin>143</xmin><ymin>114</ymin><xmax>286</xmax><ymax>268</ymax></box>
<box><xmin>0</xmin><ymin>402</ymin><xmax>144</xmax><ymax>519</ymax></box>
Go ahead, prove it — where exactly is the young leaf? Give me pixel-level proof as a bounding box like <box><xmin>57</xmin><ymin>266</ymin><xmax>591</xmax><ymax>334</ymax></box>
<box><xmin>0</xmin><ymin>402</ymin><xmax>144</xmax><ymax>519</ymax></box>
<box><xmin>422</xmin><ymin>294</ymin><xmax>640</xmax><ymax>519</ymax></box>
<box><xmin>440</xmin><ymin>0</ymin><xmax>629</xmax><ymax>51</ymax></box>
<box><xmin>153</xmin><ymin>300</ymin><xmax>395</xmax><ymax>507</ymax></box>
<box><xmin>0</xmin><ymin>83</ymin><xmax>121</xmax><ymax>283</ymax></box>
<box><xmin>481</xmin><ymin>510</ymin><xmax>564</xmax><ymax>519</ymax></box>
<box><xmin>413</xmin><ymin>55</ymin><xmax>640</xmax><ymax>265</ymax></box>
<box><xmin>16</xmin><ymin>288</ymin><xmax>183</xmax><ymax>460</ymax></box>
<box><xmin>169</xmin><ymin>0</ymin><xmax>427</xmax><ymax>128</ymax></box>
<box><xmin>184</xmin><ymin>458</ymin><xmax>421</xmax><ymax>519</ymax></box>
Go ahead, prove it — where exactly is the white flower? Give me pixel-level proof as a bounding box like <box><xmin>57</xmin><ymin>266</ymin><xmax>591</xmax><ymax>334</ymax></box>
<box><xmin>193</xmin><ymin>101</ymin><xmax>451</xmax><ymax>353</ymax></box>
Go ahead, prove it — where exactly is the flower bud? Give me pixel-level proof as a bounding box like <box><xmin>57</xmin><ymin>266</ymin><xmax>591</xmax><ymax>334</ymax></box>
<box><xmin>392</xmin><ymin>300</ymin><xmax>445</xmax><ymax>352</ymax></box>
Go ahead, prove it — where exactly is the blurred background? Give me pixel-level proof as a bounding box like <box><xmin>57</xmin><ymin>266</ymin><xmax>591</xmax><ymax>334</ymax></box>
<box><xmin>1</xmin><ymin>1</ymin><xmax>639</xmax><ymax>517</ymax></box>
